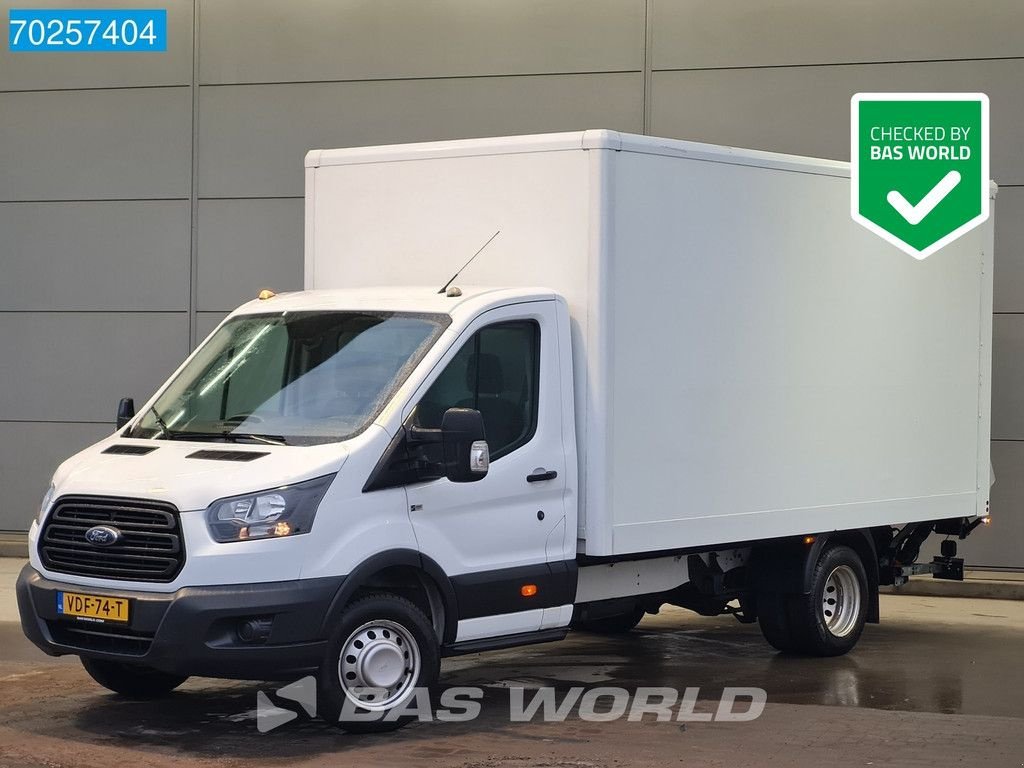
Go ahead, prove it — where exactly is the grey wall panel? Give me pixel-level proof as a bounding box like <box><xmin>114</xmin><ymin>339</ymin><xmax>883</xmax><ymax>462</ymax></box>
<box><xmin>952</xmin><ymin>440</ymin><xmax>1024</xmax><ymax>569</ymax></box>
<box><xmin>0</xmin><ymin>421</ymin><xmax>112</xmax><ymax>531</ymax></box>
<box><xmin>0</xmin><ymin>200</ymin><xmax>190</xmax><ymax>311</ymax></box>
<box><xmin>199</xmin><ymin>73</ymin><xmax>644</xmax><ymax>197</ymax></box>
<box><xmin>0</xmin><ymin>312</ymin><xmax>188</xmax><ymax>422</ymax></box>
<box><xmin>0</xmin><ymin>87</ymin><xmax>192</xmax><ymax>201</ymax></box>
<box><xmin>650</xmin><ymin>59</ymin><xmax>1024</xmax><ymax>184</ymax></box>
<box><xmin>651</xmin><ymin>0</ymin><xmax>1024</xmax><ymax>70</ymax></box>
<box><xmin>197</xmin><ymin>198</ymin><xmax>303</xmax><ymax>311</ymax></box>
<box><xmin>994</xmin><ymin>187</ymin><xmax>1024</xmax><ymax>313</ymax></box>
<box><xmin>0</xmin><ymin>0</ymin><xmax>192</xmax><ymax>92</ymax></box>
<box><xmin>195</xmin><ymin>311</ymin><xmax>229</xmax><ymax>343</ymax></box>
<box><xmin>0</xmin><ymin>1</ymin><xmax>1019</xmax><ymax>567</ymax></box>
<box><xmin>200</xmin><ymin>0</ymin><xmax>643</xmax><ymax>85</ymax></box>
<box><xmin>992</xmin><ymin>314</ymin><xmax>1024</xmax><ymax>440</ymax></box>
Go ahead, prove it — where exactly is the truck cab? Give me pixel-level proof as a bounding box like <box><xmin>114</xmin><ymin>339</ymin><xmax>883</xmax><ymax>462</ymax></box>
<box><xmin>19</xmin><ymin>286</ymin><xmax>580</xmax><ymax>728</ymax></box>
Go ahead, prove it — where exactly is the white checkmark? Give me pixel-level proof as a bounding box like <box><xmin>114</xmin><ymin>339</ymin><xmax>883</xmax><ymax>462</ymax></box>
<box><xmin>886</xmin><ymin>170</ymin><xmax>961</xmax><ymax>225</ymax></box>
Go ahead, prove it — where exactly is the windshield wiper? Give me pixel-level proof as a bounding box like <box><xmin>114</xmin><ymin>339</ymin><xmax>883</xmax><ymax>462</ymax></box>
<box><xmin>162</xmin><ymin>430</ymin><xmax>288</xmax><ymax>446</ymax></box>
<box><xmin>141</xmin><ymin>405</ymin><xmax>172</xmax><ymax>438</ymax></box>
<box><xmin>232</xmin><ymin>433</ymin><xmax>288</xmax><ymax>446</ymax></box>
<box><xmin>161</xmin><ymin>430</ymin><xmax>230</xmax><ymax>442</ymax></box>
<box><xmin>211</xmin><ymin>418</ymin><xmax>289</xmax><ymax>445</ymax></box>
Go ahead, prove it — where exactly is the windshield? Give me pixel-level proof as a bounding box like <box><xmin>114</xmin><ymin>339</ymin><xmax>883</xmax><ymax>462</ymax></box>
<box><xmin>128</xmin><ymin>311</ymin><xmax>450</xmax><ymax>446</ymax></box>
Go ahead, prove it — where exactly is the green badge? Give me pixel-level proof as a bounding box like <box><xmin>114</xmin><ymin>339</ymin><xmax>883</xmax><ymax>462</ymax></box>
<box><xmin>851</xmin><ymin>93</ymin><xmax>989</xmax><ymax>259</ymax></box>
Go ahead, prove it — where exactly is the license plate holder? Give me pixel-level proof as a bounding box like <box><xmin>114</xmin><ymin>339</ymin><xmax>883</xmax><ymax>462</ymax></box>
<box><xmin>56</xmin><ymin>590</ymin><xmax>130</xmax><ymax>624</ymax></box>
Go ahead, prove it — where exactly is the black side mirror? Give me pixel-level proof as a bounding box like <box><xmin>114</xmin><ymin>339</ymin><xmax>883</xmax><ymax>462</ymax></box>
<box><xmin>116</xmin><ymin>397</ymin><xmax>135</xmax><ymax>429</ymax></box>
<box><xmin>441</xmin><ymin>408</ymin><xmax>489</xmax><ymax>483</ymax></box>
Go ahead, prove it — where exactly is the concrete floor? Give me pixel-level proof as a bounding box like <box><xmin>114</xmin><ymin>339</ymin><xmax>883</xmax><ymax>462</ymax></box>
<box><xmin>1</xmin><ymin>591</ymin><xmax>1022</xmax><ymax>767</ymax></box>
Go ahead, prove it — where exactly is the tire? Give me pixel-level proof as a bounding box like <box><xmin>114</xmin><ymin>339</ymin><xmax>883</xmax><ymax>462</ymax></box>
<box><xmin>80</xmin><ymin>657</ymin><xmax>187</xmax><ymax>699</ymax></box>
<box><xmin>790</xmin><ymin>545</ymin><xmax>869</xmax><ymax>656</ymax></box>
<box><xmin>318</xmin><ymin>593</ymin><xmax>440</xmax><ymax>733</ymax></box>
<box><xmin>759</xmin><ymin>544</ymin><xmax>869</xmax><ymax>657</ymax></box>
<box><xmin>572</xmin><ymin>605</ymin><xmax>646</xmax><ymax>634</ymax></box>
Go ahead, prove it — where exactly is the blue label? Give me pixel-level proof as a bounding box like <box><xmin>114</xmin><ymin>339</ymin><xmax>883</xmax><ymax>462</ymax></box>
<box><xmin>9</xmin><ymin>9</ymin><xmax>167</xmax><ymax>52</ymax></box>
<box><xmin>56</xmin><ymin>591</ymin><xmax>64</xmax><ymax>613</ymax></box>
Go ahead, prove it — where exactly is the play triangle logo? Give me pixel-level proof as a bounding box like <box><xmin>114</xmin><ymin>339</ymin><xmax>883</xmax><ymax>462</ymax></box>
<box><xmin>256</xmin><ymin>676</ymin><xmax>317</xmax><ymax>733</ymax></box>
<box><xmin>256</xmin><ymin>691</ymin><xmax>296</xmax><ymax>733</ymax></box>
<box><xmin>278</xmin><ymin>676</ymin><xmax>318</xmax><ymax>716</ymax></box>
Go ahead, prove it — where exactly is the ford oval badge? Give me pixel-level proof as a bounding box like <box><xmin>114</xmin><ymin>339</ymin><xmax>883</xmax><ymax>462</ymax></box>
<box><xmin>84</xmin><ymin>525</ymin><xmax>121</xmax><ymax>547</ymax></box>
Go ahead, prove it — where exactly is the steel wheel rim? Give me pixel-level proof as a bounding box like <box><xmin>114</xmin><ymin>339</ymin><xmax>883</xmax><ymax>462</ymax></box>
<box><xmin>821</xmin><ymin>564</ymin><xmax>861</xmax><ymax>637</ymax></box>
<box><xmin>337</xmin><ymin>619</ymin><xmax>421</xmax><ymax>711</ymax></box>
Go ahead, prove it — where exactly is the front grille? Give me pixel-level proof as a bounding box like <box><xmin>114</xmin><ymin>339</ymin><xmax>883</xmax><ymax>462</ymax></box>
<box><xmin>40</xmin><ymin>496</ymin><xmax>185</xmax><ymax>583</ymax></box>
<box><xmin>47</xmin><ymin>620</ymin><xmax>153</xmax><ymax>656</ymax></box>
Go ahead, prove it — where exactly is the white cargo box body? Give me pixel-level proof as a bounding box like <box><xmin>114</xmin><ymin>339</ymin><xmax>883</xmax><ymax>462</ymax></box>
<box><xmin>304</xmin><ymin>130</ymin><xmax>994</xmax><ymax>558</ymax></box>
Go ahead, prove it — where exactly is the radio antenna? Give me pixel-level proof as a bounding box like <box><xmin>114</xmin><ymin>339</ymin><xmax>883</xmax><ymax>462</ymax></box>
<box><xmin>438</xmin><ymin>230</ymin><xmax>501</xmax><ymax>294</ymax></box>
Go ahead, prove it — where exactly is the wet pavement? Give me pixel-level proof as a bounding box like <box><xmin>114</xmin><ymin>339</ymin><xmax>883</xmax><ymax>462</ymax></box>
<box><xmin>0</xmin><ymin>594</ymin><xmax>1022</xmax><ymax>767</ymax></box>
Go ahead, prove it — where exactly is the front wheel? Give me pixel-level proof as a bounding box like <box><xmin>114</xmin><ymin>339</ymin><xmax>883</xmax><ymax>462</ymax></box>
<box><xmin>81</xmin><ymin>657</ymin><xmax>187</xmax><ymax>699</ymax></box>
<box><xmin>318</xmin><ymin>593</ymin><xmax>440</xmax><ymax>733</ymax></box>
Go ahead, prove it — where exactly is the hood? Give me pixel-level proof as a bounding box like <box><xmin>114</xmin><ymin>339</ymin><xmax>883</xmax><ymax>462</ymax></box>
<box><xmin>50</xmin><ymin>433</ymin><xmax>351</xmax><ymax>512</ymax></box>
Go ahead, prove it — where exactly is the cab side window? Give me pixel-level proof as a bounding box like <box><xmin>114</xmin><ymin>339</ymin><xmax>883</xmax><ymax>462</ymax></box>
<box><xmin>417</xmin><ymin>320</ymin><xmax>539</xmax><ymax>460</ymax></box>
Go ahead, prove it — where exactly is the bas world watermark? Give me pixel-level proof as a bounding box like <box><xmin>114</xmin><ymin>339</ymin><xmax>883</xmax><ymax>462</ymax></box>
<box><xmin>255</xmin><ymin>678</ymin><xmax>767</xmax><ymax>732</ymax></box>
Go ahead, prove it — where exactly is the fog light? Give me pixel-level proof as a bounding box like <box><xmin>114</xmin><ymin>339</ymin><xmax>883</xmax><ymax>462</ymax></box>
<box><xmin>237</xmin><ymin>617</ymin><xmax>273</xmax><ymax>644</ymax></box>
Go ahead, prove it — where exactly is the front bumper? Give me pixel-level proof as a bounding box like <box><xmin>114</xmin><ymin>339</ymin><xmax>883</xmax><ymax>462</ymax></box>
<box><xmin>16</xmin><ymin>565</ymin><xmax>344</xmax><ymax>680</ymax></box>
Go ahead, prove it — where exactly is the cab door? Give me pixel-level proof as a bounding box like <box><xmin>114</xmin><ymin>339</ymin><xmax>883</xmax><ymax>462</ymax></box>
<box><xmin>404</xmin><ymin>300</ymin><xmax>572</xmax><ymax>642</ymax></box>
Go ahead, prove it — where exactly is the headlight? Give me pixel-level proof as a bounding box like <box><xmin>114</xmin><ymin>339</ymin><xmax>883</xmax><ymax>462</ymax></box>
<box><xmin>205</xmin><ymin>474</ymin><xmax>334</xmax><ymax>543</ymax></box>
<box><xmin>37</xmin><ymin>483</ymin><xmax>56</xmax><ymax>525</ymax></box>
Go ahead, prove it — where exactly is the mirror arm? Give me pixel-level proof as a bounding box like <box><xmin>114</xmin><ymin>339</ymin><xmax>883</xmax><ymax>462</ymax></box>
<box><xmin>407</xmin><ymin>425</ymin><xmax>443</xmax><ymax>445</ymax></box>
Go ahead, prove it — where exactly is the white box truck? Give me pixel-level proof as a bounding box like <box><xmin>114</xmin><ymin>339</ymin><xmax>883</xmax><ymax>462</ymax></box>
<box><xmin>18</xmin><ymin>131</ymin><xmax>994</xmax><ymax>731</ymax></box>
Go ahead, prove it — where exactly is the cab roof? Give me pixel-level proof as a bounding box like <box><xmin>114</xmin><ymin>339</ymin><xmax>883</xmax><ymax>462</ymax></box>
<box><xmin>229</xmin><ymin>285</ymin><xmax>558</xmax><ymax>321</ymax></box>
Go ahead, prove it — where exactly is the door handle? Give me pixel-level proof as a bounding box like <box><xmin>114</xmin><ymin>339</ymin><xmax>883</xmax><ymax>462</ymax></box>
<box><xmin>527</xmin><ymin>469</ymin><xmax>558</xmax><ymax>483</ymax></box>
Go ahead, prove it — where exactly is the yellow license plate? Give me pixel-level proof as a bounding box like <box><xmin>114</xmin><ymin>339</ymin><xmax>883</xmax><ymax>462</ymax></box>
<box><xmin>57</xmin><ymin>591</ymin><xmax>130</xmax><ymax>623</ymax></box>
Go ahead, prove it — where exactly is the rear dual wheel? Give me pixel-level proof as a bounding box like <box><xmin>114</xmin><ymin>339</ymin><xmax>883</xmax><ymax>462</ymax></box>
<box><xmin>758</xmin><ymin>544</ymin><xmax>868</xmax><ymax>657</ymax></box>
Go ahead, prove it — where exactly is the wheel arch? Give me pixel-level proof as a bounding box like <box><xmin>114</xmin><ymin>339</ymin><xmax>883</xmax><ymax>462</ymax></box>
<box><xmin>749</xmin><ymin>530</ymin><xmax>880</xmax><ymax>623</ymax></box>
<box><xmin>320</xmin><ymin>549</ymin><xmax>459</xmax><ymax>644</ymax></box>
